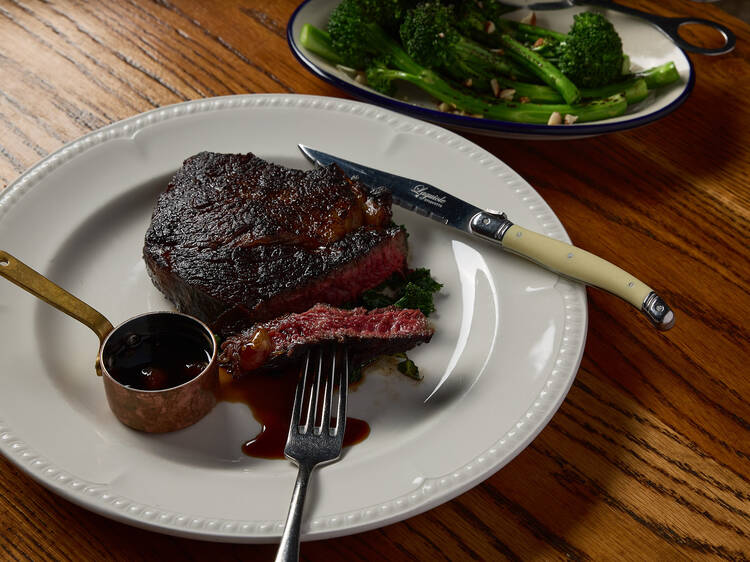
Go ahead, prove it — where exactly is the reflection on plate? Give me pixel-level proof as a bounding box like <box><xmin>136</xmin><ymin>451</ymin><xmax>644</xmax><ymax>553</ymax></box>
<box><xmin>0</xmin><ymin>94</ymin><xmax>586</xmax><ymax>542</ymax></box>
<box><xmin>287</xmin><ymin>0</ymin><xmax>694</xmax><ymax>139</ymax></box>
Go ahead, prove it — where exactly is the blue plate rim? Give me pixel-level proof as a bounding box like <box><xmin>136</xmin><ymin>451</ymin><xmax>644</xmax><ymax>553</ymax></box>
<box><xmin>286</xmin><ymin>0</ymin><xmax>695</xmax><ymax>137</ymax></box>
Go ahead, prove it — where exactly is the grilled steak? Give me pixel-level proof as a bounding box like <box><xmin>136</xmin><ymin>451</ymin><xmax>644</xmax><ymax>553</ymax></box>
<box><xmin>219</xmin><ymin>303</ymin><xmax>434</xmax><ymax>376</ymax></box>
<box><xmin>144</xmin><ymin>152</ymin><xmax>408</xmax><ymax>333</ymax></box>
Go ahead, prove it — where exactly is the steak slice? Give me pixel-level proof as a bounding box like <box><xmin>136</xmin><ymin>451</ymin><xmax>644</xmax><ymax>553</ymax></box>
<box><xmin>143</xmin><ymin>152</ymin><xmax>408</xmax><ymax>333</ymax></box>
<box><xmin>219</xmin><ymin>303</ymin><xmax>434</xmax><ymax>377</ymax></box>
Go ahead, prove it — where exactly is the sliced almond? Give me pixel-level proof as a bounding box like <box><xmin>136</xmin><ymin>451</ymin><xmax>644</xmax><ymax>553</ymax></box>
<box><xmin>485</xmin><ymin>20</ymin><xmax>496</xmax><ymax>34</ymax></box>
<box><xmin>490</xmin><ymin>78</ymin><xmax>500</xmax><ymax>97</ymax></box>
<box><xmin>564</xmin><ymin>114</ymin><xmax>579</xmax><ymax>125</ymax></box>
<box><xmin>547</xmin><ymin>111</ymin><xmax>562</xmax><ymax>125</ymax></box>
<box><xmin>520</xmin><ymin>12</ymin><xmax>536</xmax><ymax>26</ymax></box>
<box><xmin>499</xmin><ymin>88</ymin><xmax>515</xmax><ymax>101</ymax></box>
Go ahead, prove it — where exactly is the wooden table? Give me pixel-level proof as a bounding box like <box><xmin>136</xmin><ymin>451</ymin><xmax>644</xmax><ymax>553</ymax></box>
<box><xmin>1</xmin><ymin>1</ymin><xmax>748</xmax><ymax>559</ymax></box>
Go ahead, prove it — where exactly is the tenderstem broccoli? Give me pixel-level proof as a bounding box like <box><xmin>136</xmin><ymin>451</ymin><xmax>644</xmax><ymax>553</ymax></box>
<box><xmin>327</xmin><ymin>0</ymin><xmax>423</xmax><ymax>73</ymax></box>
<box><xmin>399</xmin><ymin>2</ymin><xmax>534</xmax><ymax>87</ymax></box>
<box><xmin>366</xmin><ymin>62</ymin><xmax>628</xmax><ymax>124</ymax></box>
<box><xmin>398</xmin><ymin>3</ymin><xmax>581</xmax><ymax>104</ymax></box>
<box><xmin>473</xmin><ymin>11</ymin><xmax>626</xmax><ymax>89</ymax></box>
<box><xmin>635</xmin><ymin>61</ymin><xmax>680</xmax><ymax>89</ymax></box>
<box><xmin>301</xmin><ymin>19</ymin><xmax>673</xmax><ymax>106</ymax></box>
<box><xmin>499</xmin><ymin>34</ymin><xmax>581</xmax><ymax>104</ymax></box>
<box><xmin>299</xmin><ymin>1</ymin><xmax>680</xmax><ymax>126</ymax></box>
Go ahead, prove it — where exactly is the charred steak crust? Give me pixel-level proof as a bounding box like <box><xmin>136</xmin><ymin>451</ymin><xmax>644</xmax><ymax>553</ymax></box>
<box><xmin>144</xmin><ymin>152</ymin><xmax>408</xmax><ymax>330</ymax></box>
<box><xmin>219</xmin><ymin>304</ymin><xmax>434</xmax><ymax>376</ymax></box>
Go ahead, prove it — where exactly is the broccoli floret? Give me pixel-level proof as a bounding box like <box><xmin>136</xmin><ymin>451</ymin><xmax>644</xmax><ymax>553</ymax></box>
<box><xmin>330</xmin><ymin>0</ymin><xmax>419</xmax><ymax>44</ymax></box>
<box><xmin>328</xmin><ymin>0</ymin><xmax>424</xmax><ymax>73</ymax></box>
<box><xmin>328</xmin><ymin>0</ymin><xmax>387</xmax><ymax>68</ymax></box>
<box><xmin>556</xmin><ymin>12</ymin><xmax>624</xmax><ymax>88</ymax></box>
<box><xmin>450</xmin><ymin>0</ymin><xmax>516</xmax><ymax>40</ymax></box>
<box><xmin>399</xmin><ymin>2</ymin><xmax>458</xmax><ymax>70</ymax></box>
<box><xmin>380</xmin><ymin>0</ymin><xmax>421</xmax><ymax>33</ymax></box>
<box><xmin>400</xmin><ymin>3</ymin><xmax>533</xmax><ymax>88</ymax></box>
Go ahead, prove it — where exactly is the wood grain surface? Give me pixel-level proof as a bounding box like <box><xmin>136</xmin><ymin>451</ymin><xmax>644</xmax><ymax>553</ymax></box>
<box><xmin>1</xmin><ymin>1</ymin><xmax>749</xmax><ymax>560</ymax></box>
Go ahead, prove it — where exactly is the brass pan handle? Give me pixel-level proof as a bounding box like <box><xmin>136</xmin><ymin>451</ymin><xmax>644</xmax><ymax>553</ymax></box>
<box><xmin>0</xmin><ymin>250</ymin><xmax>113</xmax><ymax>342</ymax></box>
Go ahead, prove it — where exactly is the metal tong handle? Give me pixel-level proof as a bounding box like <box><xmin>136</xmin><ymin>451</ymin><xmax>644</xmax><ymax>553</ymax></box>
<box><xmin>0</xmin><ymin>250</ymin><xmax>113</xmax><ymax>342</ymax></box>
<box><xmin>581</xmin><ymin>0</ymin><xmax>735</xmax><ymax>55</ymax></box>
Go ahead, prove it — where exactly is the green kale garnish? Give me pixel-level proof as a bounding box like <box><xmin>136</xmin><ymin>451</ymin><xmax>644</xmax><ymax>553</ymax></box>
<box><xmin>396</xmin><ymin>356</ymin><xmax>421</xmax><ymax>380</ymax></box>
<box><xmin>358</xmin><ymin>267</ymin><xmax>442</xmax><ymax>316</ymax></box>
<box><xmin>359</xmin><ymin>288</ymin><xmax>397</xmax><ymax>310</ymax></box>
<box><xmin>347</xmin><ymin>259</ymin><xmax>441</xmax><ymax>382</ymax></box>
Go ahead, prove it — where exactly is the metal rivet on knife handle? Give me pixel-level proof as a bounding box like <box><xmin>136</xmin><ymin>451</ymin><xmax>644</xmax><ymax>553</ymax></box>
<box><xmin>470</xmin><ymin>211</ymin><xmax>514</xmax><ymax>241</ymax></box>
<box><xmin>642</xmin><ymin>292</ymin><xmax>675</xmax><ymax>331</ymax></box>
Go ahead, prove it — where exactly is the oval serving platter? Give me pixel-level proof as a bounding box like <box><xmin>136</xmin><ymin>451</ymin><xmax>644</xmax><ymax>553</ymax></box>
<box><xmin>287</xmin><ymin>0</ymin><xmax>694</xmax><ymax>139</ymax></box>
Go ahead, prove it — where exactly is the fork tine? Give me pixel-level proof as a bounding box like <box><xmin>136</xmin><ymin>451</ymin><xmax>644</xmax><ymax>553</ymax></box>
<box><xmin>307</xmin><ymin>347</ymin><xmax>325</xmax><ymax>433</ymax></box>
<box><xmin>292</xmin><ymin>349</ymin><xmax>313</xmax><ymax>433</ymax></box>
<box><xmin>319</xmin><ymin>344</ymin><xmax>335</xmax><ymax>434</ymax></box>
<box><xmin>335</xmin><ymin>345</ymin><xmax>348</xmax><ymax>438</ymax></box>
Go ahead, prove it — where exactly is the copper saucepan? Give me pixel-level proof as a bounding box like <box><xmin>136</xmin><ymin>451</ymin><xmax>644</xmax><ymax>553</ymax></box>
<box><xmin>0</xmin><ymin>250</ymin><xmax>218</xmax><ymax>433</ymax></box>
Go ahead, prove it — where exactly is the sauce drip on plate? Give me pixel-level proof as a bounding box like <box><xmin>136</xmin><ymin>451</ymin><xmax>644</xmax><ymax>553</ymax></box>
<box><xmin>217</xmin><ymin>367</ymin><xmax>369</xmax><ymax>459</ymax></box>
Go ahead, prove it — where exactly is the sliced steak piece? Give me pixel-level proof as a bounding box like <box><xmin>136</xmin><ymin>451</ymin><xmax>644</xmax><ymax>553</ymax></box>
<box><xmin>219</xmin><ymin>303</ymin><xmax>434</xmax><ymax>377</ymax></box>
<box><xmin>143</xmin><ymin>152</ymin><xmax>408</xmax><ymax>333</ymax></box>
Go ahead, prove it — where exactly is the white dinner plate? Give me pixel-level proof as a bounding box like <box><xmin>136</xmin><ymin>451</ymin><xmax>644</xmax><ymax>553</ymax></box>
<box><xmin>288</xmin><ymin>0</ymin><xmax>694</xmax><ymax>139</ymax></box>
<box><xmin>0</xmin><ymin>94</ymin><xmax>586</xmax><ymax>542</ymax></box>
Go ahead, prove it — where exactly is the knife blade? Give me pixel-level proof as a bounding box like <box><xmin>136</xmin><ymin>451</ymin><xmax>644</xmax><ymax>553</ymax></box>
<box><xmin>298</xmin><ymin>144</ymin><xmax>674</xmax><ymax>331</ymax></box>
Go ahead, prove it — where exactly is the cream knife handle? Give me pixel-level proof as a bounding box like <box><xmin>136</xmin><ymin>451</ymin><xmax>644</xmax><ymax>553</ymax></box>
<box><xmin>470</xmin><ymin>212</ymin><xmax>674</xmax><ymax>330</ymax></box>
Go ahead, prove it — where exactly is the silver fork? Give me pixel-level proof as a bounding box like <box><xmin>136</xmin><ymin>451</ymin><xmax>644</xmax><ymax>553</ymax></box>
<box><xmin>275</xmin><ymin>344</ymin><xmax>349</xmax><ymax>562</ymax></box>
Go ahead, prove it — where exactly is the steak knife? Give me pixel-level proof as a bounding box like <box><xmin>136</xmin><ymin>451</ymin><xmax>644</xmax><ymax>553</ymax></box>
<box><xmin>298</xmin><ymin>144</ymin><xmax>674</xmax><ymax>330</ymax></box>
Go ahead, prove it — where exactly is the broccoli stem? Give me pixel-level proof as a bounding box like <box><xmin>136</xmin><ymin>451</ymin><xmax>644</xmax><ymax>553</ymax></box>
<box><xmin>621</xmin><ymin>54</ymin><xmax>631</xmax><ymax>75</ymax></box>
<box><xmin>499</xmin><ymin>34</ymin><xmax>581</xmax><ymax>104</ymax></box>
<box><xmin>453</xmin><ymin>37</ymin><xmax>537</xmax><ymax>82</ymax></box>
<box><xmin>365</xmin><ymin>23</ymin><xmax>426</xmax><ymax>75</ymax></box>
<box><xmin>366</xmin><ymin>66</ymin><xmax>627</xmax><ymax>124</ymax></box>
<box><xmin>470</xmin><ymin>76</ymin><xmax>649</xmax><ymax>105</ymax></box>
<box><xmin>488</xmin><ymin>76</ymin><xmax>564</xmax><ymax>103</ymax></box>
<box><xmin>495</xmin><ymin>19</ymin><xmax>569</xmax><ymax>43</ymax></box>
<box><xmin>484</xmin><ymin>94</ymin><xmax>627</xmax><ymax>123</ymax></box>
<box><xmin>585</xmin><ymin>77</ymin><xmax>648</xmax><ymax>104</ymax></box>
<box><xmin>368</xmin><ymin>67</ymin><xmax>488</xmax><ymax>114</ymax></box>
<box><xmin>635</xmin><ymin>61</ymin><xmax>680</xmax><ymax>89</ymax></box>
<box><xmin>299</xmin><ymin>24</ymin><xmax>343</xmax><ymax>65</ymax></box>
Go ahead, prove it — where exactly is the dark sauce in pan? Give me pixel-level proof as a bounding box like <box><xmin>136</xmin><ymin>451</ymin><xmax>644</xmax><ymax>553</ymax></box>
<box><xmin>107</xmin><ymin>332</ymin><xmax>211</xmax><ymax>391</ymax></box>
<box><xmin>217</xmin><ymin>367</ymin><xmax>370</xmax><ymax>459</ymax></box>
